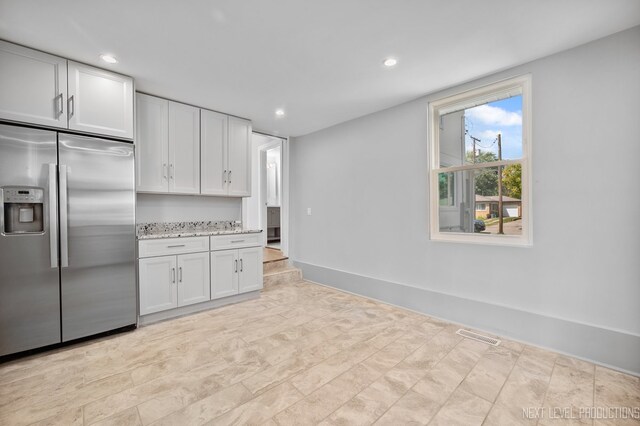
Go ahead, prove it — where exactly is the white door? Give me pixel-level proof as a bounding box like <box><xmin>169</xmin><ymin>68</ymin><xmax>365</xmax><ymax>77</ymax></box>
<box><xmin>136</xmin><ymin>94</ymin><xmax>169</xmax><ymax>192</ymax></box>
<box><xmin>210</xmin><ymin>250</ymin><xmax>239</xmax><ymax>299</ymax></box>
<box><xmin>260</xmin><ymin>150</ymin><xmax>268</xmax><ymax>246</ymax></box>
<box><xmin>200</xmin><ymin>109</ymin><xmax>228</xmax><ymax>195</ymax></box>
<box><xmin>168</xmin><ymin>101</ymin><xmax>200</xmax><ymax>194</ymax></box>
<box><xmin>0</xmin><ymin>41</ymin><xmax>68</xmax><ymax>128</ymax></box>
<box><xmin>67</xmin><ymin>61</ymin><xmax>133</xmax><ymax>139</ymax></box>
<box><xmin>238</xmin><ymin>247</ymin><xmax>263</xmax><ymax>293</ymax></box>
<box><xmin>177</xmin><ymin>252</ymin><xmax>210</xmax><ymax>307</ymax></box>
<box><xmin>139</xmin><ymin>256</ymin><xmax>177</xmax><ymax>315</ymax></box>
<box><xmin>227</xmin><ymin>116</ymin><xmax>252</xmax><ymax>197</ymax></box>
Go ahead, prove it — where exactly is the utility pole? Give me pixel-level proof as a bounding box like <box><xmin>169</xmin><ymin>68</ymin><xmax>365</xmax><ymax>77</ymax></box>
<box><xmin>469</xmin><ymin>135</ymin><xmax>480</xmax><ymax>163</ymax></box>
<box><xmin>497</xmin><ymin>133</ymin><xmax>504</xmax><ymax>234</ymax></box>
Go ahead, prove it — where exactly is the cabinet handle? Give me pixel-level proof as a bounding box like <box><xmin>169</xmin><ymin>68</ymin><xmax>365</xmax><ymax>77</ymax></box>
<box><xmin>228</xmin><ymin>170</ymin><xmax>231</xmax><ymax>184</ymax></box>
<box><xmin>235</xmin><ymin>259</ymin><xmax>238</xmax><ymax>273</ymax></box>
<box><xmin>171</xmin><ymin>267</ymin><xmax>176</xmax><ymax>283</ymax></box>
<box><xmin>57</xmin><ymin>93</ymin><xmax>64</xmax><ymax>117</ymax></box>
<box><xmin>179</xmin><ymin>267</ymin><xmax>183</xmax><ymax>283</ymax></box>
<box><xmin>240</xmin><ymin>258</ymin><xmax>243</xmax><ymax>272</ymax></box>
<box><xmin>170</xmin><ymin>164</ymin><xmax>174</xmax><ymax>179</ymax></box>
<box><xmin>223</xmin><ymin>170</ymin><xmax>227</xmax><ymax>183</ymax></box>
<box><xmin>230</xmin><ymin>240</ymin><xmax>245</xmax><ymax>243</ymax></box>
<box><xmin>67</xmin><ymin>95</ymin><xmax>74</xmax><ymax>119</ymax></box>
<box><xmin>167</xmin><ymin>244</ymin><xmax>185</xmax><ymax>248</ymax></box>
<box><xmin>163</xmin><ymin>163</ymin><xmax>167</xmax><ymax>180</ymax></box>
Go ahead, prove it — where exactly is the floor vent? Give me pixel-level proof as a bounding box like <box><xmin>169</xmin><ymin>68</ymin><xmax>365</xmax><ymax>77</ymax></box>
<box><xmin>456</xmin><ymin>329</ymin><xmax>501</xmax><ymax>346</ymax></box>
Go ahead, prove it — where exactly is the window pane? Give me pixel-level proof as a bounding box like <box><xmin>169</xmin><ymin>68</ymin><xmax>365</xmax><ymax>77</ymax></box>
<box><xmin>438</xmin><ymin>172</ymin><xmax>454</xmax><ymax>206</ymax></box>
<box><xmin>438</xmin><ymin>166</ymin><xmax>522</xmax><ymax>235</ymax></box>
<box><xmin>439</xmin><ymin>95</ymin><xmax>523</xmax><ymax>168</ymax></box>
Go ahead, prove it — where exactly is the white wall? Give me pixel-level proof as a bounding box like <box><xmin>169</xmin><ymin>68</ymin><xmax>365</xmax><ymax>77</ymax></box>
<box><xmin>136</xmin><ymin>194</ymin><xmax>241</xmax><ymax>223</ymax></box>
<box><xmin>290</xmin><ymin>27</ymin><xmax>640</xmax><ymax>373</ymax></box>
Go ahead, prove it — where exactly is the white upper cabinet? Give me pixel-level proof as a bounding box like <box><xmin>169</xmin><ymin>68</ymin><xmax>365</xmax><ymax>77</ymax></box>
<box><xmin>135</xmin><ymin>93</ymin><xmax>252</xmax><ymax>197</ymax></box>
<box><xmin>200</xmin><ymin>109</ymin><xmax>228</xmax><ymax>196</ymax></box>
<box><xmin>0</xmin><ymin>40</ymin><xmax>67</xmax><ymax>128</ymax></box>
<box><xmin>227</xmin><ymin>117</ymin><xmax>252</xmax><ymax>197</ymax></box>
<box><xmin>168</xmin><ymin>101</ymin><xmax>200</xmax><ymax>194</ymax></box>
<box><xmin>0</xmin><ymin>41</ymin><xmax>133</xmax><ymax>139</ymax></box>
<box><xmin>67</xmin><ymin>61</ymin><xmax>134</xmax><ymax>139</ymax></box>
<box><xmin>136</xmin><ymin>93</ymin><xmax>169</xmax><ymax>192</ymax></box>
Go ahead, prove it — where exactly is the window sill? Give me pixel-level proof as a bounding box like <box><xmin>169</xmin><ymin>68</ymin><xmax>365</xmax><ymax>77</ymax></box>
<box><xmin>430</xmin><ymin>232</ymin><xmax>532</xmax><ymax>247</ymax></box>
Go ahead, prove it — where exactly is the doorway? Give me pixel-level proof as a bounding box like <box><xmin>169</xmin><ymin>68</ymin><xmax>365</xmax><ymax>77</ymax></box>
<box><xmin>242</xmin><ymin>132</ymin><xmax>288</xmax><ymax>257</ymax></box>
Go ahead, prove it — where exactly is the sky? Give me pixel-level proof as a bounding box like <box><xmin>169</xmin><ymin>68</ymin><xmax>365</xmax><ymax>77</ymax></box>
<box><xmin>464</xmin><ymin>95</ymin><xmax>523</xmax><ymax>161</ymax></box>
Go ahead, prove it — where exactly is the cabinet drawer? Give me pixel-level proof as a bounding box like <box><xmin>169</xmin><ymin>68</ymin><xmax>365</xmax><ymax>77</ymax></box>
<box><xmin>210</xmin><ymin>233</ymin><xmax>261</xmax><ymax>251</ymax></box>
<box><xmin>139</xmin><ymin>236</ymin><xmax>209</xmax><ymax>258</ymax></box>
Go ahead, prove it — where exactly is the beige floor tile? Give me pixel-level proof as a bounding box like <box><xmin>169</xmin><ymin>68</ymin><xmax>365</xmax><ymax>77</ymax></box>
<box><xmin>495</xmin><ymin>364</ymin><xmax>552</xmax><ymax>410</ymax></box>
<box><xmin>275</xmin><ymin>364</ymin><xmax>381</xmax><ymax>425</ymax></box>
<box><xmin>209</xmin><ymin>381</ymin><xmax>303</xmax><ymax>425</ymax></box>
<box><xmin>483</xmin><ymin>403</ymin><xmax>537</xmax><ymax>425</ymax></box>
<box><xmin>0</xmin><ymin>372</ymin><xmax>133</xmax><ymax>426</ymax></box>
<box><xmin>429</xmin><ymin>388</ymin><xmax>493</xmax><ymax>426</ymax></box>
<box><xmin>457</xmin><ymin>346</ymin><xmax>518</xmax><ymax>403</ymax></box>
<box><xmin>151</xmin><ymin>383</ymin><xmax>252</xmax><ymax>426</ymax></box>
<box><xmin>412</xmin><ymin>362</ymin><xmax>465</xmax><ymax>405</ymax></box>
<box><xmin>290</xmin><ymin>341</ymin><xmax>378</xmax><ymax>395</ymax></box>
<box><xmin>91</xmin><ymin>407</ymin><xmax>141</xmax><ymax>426</ymax></box>
<box><xmin>374</xmin><ymin>390</ymin><xmax>440</xmax><ymax>425</ymax></box>
<box><xmin>29</xmin><ymin>407</ymin><xmax>84</xmax><ymax>426</ymax></box>
<box><xmin>1</xmin><ymin>281</ymin><xmax>635</xmax><ymax>426</ymax></box>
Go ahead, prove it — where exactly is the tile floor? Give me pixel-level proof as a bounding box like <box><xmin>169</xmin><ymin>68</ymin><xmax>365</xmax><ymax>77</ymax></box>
<box><xmin>0</xmin><ymin>280</ymin><xmax>638</xmax><ymax>425</ymax></box>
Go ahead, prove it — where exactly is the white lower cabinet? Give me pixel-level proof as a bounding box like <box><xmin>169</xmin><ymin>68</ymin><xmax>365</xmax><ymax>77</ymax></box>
<box><xmin>177</xmin><ymin>252</ymin><xmax>211</xmax><ymax>307</ymax></box>
<box><xmin>138</xmin><ymin>234</ymin><xmax>262</xmax><ymax>318</ymax></box>
<box><xmin>210</xmin><ymin>250</ymin><xmax>239</xmax><ymax>299</ymax></box>
<box><xmin>139</xmin><ymin>249</ymin><xmax>210</xmax><ymax>315</ymax></box>
<box><xmin>238</xmin><ymin>247</ymin><xmax>263</xmax><ymax>293</ymax></box>
<box><xmin>139</xmin><ymin>255</ymin><xmax>178</xmax><ymax>315</ymax></box>
<box><xmin>211</xmin><ymin>246</ymin><xmax>263</xmax><ymax>300</ymax></box>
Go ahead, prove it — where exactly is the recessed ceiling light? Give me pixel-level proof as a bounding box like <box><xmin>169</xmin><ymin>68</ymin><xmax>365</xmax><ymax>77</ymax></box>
<box><xmin>383</xmin><ymin>58</ymin><xmax>397</xmax><ymax>67</ymax></box>
<box><xmin>275</xmin><ymin>109</ymin><xmax>285</xmax><ymax>117</ymax></box>
<box><xmin>100</xmin><ymin>54</ymin><xmax>118</xmax><ymax>64</ymax></box>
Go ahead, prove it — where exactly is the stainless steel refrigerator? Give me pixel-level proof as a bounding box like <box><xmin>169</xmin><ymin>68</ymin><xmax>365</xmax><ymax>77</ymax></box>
<box><xmin>0</xmin><ymin>123</ymin><xmax>136</xmax><ymax>356</ymax></box>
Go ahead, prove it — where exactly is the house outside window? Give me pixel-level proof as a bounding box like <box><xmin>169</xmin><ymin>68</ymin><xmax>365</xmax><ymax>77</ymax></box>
<box><xmin>429</xmin><ymin>75</ymin><xmax>532</xmax><ymax>245</ymax></box>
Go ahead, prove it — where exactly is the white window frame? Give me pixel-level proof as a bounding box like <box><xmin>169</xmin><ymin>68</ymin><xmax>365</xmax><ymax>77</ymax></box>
<box><xmin>428</xmin><ymin>74</ymin><xmax>532</xmax><ymax>246</ymax></box>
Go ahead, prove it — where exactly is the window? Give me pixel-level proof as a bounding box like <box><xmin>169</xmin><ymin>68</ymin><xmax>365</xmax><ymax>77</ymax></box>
<box><xmin>429</xmin><ymin>75</ymin><xmax>531</xmax><ymax>245</ymax></box>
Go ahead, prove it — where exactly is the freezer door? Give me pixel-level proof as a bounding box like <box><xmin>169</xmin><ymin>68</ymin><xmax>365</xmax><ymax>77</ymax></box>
<box><xmin>0</xmin><ymin>124</ymin><xmax>60</xmax><ymax>356</ymax></box>
<box><xmin>59</xmin><ymin>134</ymin><xmax>136</xmax><ymax>341</ymax></box>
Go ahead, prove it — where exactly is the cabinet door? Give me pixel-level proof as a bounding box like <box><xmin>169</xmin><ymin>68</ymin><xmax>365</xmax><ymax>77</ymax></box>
<box><xmin>238</xmin><ymin>247</ymin><xmax>263</xmax><ymax>293</ymax></box>
<box><xmin>136</xmin><ymin>94</ymin><xmax>169</xmax><ymax>192</ymax></box>
<box><xmin>0</xmin><ymin>41</ymin><xmax>67</xmax><ymax>128</ymax></box>
<box><xmin>210</xmin><ymin>250</ymin><xmax>239</xmax><ymax>299</ymax></box>
<box><xmin>177</xmin><ymin>252</ymin><xmax>210</xmax><ymax>307</ymax></box>
<box><xmin>200</xmin><ymin>109</ymin><xmax>228</xmax><ymax>195</ymax></box>
<box><xmin>67</xmin><ymin>61</ymin><xmax>133</xmax><ymax>139</ymax></box>
<box><xmin>227</xmin><ymin>116</ymin><xmax>252</xmax><ymax>197</ymax></box>
<box><xmin>168</xmin><ymin>101</ymin><xmax>200</xmax><ymax>194</ymax></box>
<box><xmin>139</xmin><ymin>256</ymin><xmax>177</xmax><ymax>315</ymax></box>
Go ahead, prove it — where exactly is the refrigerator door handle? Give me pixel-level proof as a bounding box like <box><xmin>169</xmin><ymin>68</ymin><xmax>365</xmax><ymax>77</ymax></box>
<box><xmin>59</xmin><ymin>164</ymin><xmax>69</xmax><ymax>268</ymax></box>
<box><xmin>48</xmin><ymin>164</ymin><xmax>58</xmax><ymax>268</ymax></box>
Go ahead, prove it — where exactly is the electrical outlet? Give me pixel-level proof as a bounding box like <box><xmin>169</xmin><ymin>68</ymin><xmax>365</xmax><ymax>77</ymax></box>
<box><xmin>307</xmin><ymin>207</ymin><xmax>312</xmax><ymax>216</ymax></box>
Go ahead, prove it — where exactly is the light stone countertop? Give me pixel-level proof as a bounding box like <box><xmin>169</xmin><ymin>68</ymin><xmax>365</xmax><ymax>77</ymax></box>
<box><xmin>137</xmin><ymin>229</ymin><xmax>262</xmax><ymax>240</ymax></box>
<box><xmin>136</xmin><ymin>220</ymin><xmax>262</xmax><ymax>240</ymax></box>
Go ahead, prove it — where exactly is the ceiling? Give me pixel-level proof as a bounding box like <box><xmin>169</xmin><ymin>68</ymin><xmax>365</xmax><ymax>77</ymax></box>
<box><xmin>1</xmin><ymin>1</ymin><xmax>638</xmax><ymax>137</ymax></box>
